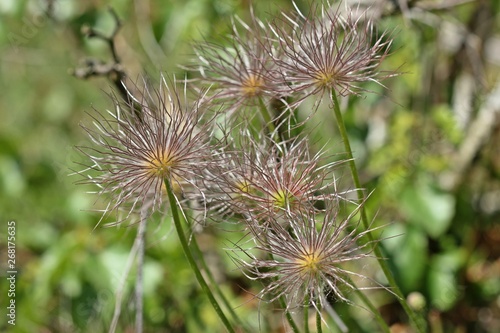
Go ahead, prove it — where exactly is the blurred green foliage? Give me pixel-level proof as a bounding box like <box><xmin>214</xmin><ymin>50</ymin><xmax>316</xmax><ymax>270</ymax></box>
<box><xmin>1</xmin><ymin>0</ymin><xmax>500</xmax><ymax>332</ymax></box>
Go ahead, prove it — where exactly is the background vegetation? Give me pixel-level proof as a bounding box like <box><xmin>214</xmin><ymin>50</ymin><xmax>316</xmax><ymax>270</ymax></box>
<box><xmin>1</xmin><ymin>0</ymin><xmax>499</xmax><ymax>332</ymax></box>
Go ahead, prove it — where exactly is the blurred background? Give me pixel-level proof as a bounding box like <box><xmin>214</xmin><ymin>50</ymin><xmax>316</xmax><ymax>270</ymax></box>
<box><xmin>0</xmin><ymin>0</ymin><xmax>499</xmax><ymax>332</ymax></box>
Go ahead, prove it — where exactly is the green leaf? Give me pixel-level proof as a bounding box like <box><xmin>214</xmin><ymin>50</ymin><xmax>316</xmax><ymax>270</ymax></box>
<box><xmin>382</xmin><ymin>224</ymin><xmax>428</xmax><ymax>293</ymax></box>
<box><xmin>99</xmin><ymin>247</ymin><xmax>133</xmax><ymax>293</ymax></box>
<box><xmin>143</xmin><ymin>261</ymin><xmax>164</xmax><ymax>296</ymax></box>
<box><xmin>427</xmin><ymin>250</ymin><xmax>466</xmax><ymax>311</ymax></box>
<box><xmin>401</xmin><ymin>177</ymin><xmax>455</xmax><ymax>238</ymax></box>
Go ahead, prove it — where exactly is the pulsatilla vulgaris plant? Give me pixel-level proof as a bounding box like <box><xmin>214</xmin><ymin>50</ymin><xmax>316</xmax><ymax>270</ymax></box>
<box><xmin>78</xmin><ymin>76</ymin><xmax>217</xmax><ymax>224</ymax></box>
<box><xmin>77</xmin><ymin>1</ymin><xmax>428</xmax><ymax>333</ymax></box>
<box><xmin>268</xmin><ymin>1</ymin><xmax>393</xmax><ymax>107</ymax></box>
<box><xmin>79</xmin><ymin>75</ymin><xmax>239</xmax><ymax>333</ymax></box>
<box><xmin>207</xmin><ymin>132</ymin><xmax>350</xmax><ymax>221</ymax></box>
<box><xmin>191</xmin><ymin>10</ymin><xmax>282</xmax><ymax>121</ymax></box>
<box><xmin>235</xmin><ymin>201</ymin><xmax>383</xmax><ymax>313</ymax></box>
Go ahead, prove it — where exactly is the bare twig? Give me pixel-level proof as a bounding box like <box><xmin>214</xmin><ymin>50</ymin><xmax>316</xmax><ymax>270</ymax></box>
<box><xmin>107</xmin><ymin>211</ymin><xmax>148</xmax><ymax>333</ymax></box>
<box><xmin>135</xmin><ymin>209</ymin><xmax>147</xmax><ymax>333</ymax></box>
<box><xmin>43</xmin><ymin>0</ymin><xmax>59</xmax><ymax>21</ymax></box>
<box><xmin>108</xmin><ymin>231</ymin><xmax>141</xmax><ymax>333</ymax></box>
<box><xmin>72</xmin><ymin>7</ymin><xmax>128</xmax><ymax>100</ymax></box>
<box><xmin>81</xmin><ymin>7</ymin><xmax>122</xmax><ymax>63</ymax></box>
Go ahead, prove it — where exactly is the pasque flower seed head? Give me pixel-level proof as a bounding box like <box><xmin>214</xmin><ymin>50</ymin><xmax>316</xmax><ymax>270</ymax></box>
<box><xmin>269</xmin><ymin>1</ymin><xmax>393</xmax><ymax>106</ymax></box>
<box><xmin>208</xmin><ymin>131</ymin><xmax>349</xmax><ymax>222</ymax></box>
<box><xmin>236</xmin><ymin>201</ymin><xmax>386</xmax><ymax>311</ymax></box>
<box><xmin>190</xmin><ymin>10</ymin><xmax>283</xmax><ymax>121</ymax></box>
<box><xmin>78</xmin><ymin>75</ymin><xmax>217</xmax><ymax>224</ymax></box>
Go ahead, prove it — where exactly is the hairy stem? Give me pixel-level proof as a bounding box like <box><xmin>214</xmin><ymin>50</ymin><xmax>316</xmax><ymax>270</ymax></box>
<box><xmin>344</xmin><ymin>276</ymin><xmax>390</xmax><ymax>332</ymax></box>
<box><xmin>108</xmin><ymin>218</ymin><xmax>143</xmax><ymax>333</ymax></box>
<box><xmin>262</xmin><ymin>232</ymin><xmax>301</xmax><ymax>333</ymax></box>
<box><xmin>278</xmin><ymin>297</ymin><xmax>301</xmax><ymax>333</ymax></box>
<box><xmin>330</xmin><ymin>90</ymin><xmax>426</xmax><ymax>333</ymax></box>
<box><xmin>258</xmin><ymin>97</ymin><xmax>278</xmax><ymax>141</ymax></box>
<box><xmin>164</xmin><ymin>179</ymin><xmax>236</xmax><ymax>333</ymax></box>
<box><xmin>189</xmin><ymin>231</ymin><xmax>248</xmax><ymax>330</ymax></box>
<box><xmin>304</xmin><ymin>295</ymin><xmax>310</xmax><ymax>333</ymax></box>
<box><xmin>316</xmin><ymin>305</ymin><xmax>322</xmax><ymax>333</ymax></box>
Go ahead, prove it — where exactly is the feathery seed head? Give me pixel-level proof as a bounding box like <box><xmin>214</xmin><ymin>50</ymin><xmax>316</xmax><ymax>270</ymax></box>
<box><xmin>208</xmin><ymin>132</ymin><xmax>347</xmax><ymax>220</ymax></box>
<box><xmin>236</xmin><ymin>201</ymin><xmax>385</xmax><ymax>310</ymax></box>
<box><xmin>190</xmin><ymin>11</ymin><xmax>283</xmax><ymax>120</ymax></box>
<box><xmin>269</xmin><ymin>1</ymin><xmax>394</xmax><ymax>104</ymax></box>
<box><xmin>78</xmin><ymin>75</ymin><xmax>217</xmax><ymax>223</ymax></box>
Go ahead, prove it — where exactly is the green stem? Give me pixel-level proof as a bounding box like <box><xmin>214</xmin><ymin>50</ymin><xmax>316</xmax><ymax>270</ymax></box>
<box><xmin>164</xmin><ymin>179</ymin><xmax>235</xmax><ymax>333</ymax></box>
<box><xmin>135</xmin><ymin>208</ymin><xmax>147</xmax><ymax>333</ymax></box>
<box><xmin>316</xmin><ymin>305</ymin><xmax>322</xmax><ymax>333</ymax></box>
<box><xmin>189</xmin><ymin>231</ymin><xmax>248</xmax><ymax>330</ymax></box>
<box><xmin>278</xmin><ymin>296</ymin><xmax>301</xmax><ymax>333</ymax></box>
<box><xmin>345</xmin><ymin>276</ymin><xmax>390</xmax><ymax>332</ymax></box>
<box><xmin>258</xmin><ymin>97</ymin><xmax>278</xmax><ymax>141</ymax></box>
<box><xmin>263</xmin><ymin>232</ymin><xmax>301</xmax><ymax>333</ymax></box>
<box><xmin>304</xmin><ymin>294</ymin><xmax>310</xmax><ymax>333</ymax></box>
<box><xmin>330</xmin><ymin>90</ymin><xmax>426</xmax><ymax>333</ymax></box>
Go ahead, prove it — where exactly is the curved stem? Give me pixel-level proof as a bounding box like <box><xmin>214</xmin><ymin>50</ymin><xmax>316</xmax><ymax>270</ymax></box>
<box><xmin>304</xmin><ymin>294</ymin><xmax>310</xmax><ymax>333</ymax></box>
<box><xmin>316</xmin><ymin>305</ymin><xmax>322</xmax><ymax>333</ymax></box>
<box><xmin>258</xmin><ymin>97</ymin><xmax>278</xmax><ymax>141</ymax></box>
<box><xmin>189</xmin><ymin>232</ymin><xmax>248</xmax><ymax>330</ymax></box>
<box><xmin>323</xmin><ymin>299</ymin><xmax>347</xmax><ymax>333</ymax></box>
<box><xmin>108</xmin><ymin>217</ymin><xmax>143</xmax><ymax>333</ymax></box>
<box><xmin>330</xmin><ymin>90</ymin><xmax>426</xmax><ymax>333</ymax></box>
<box><xmin>262</xmin><ymin>231</ymin><xmax>301</xmax><ymax>333</ymax></box>
<box><xmin>278</xmin><ymin>297</ymin><xmax>301</xmax><ymax>333</ymax></box>
<box><xmin>344</xmin><ymin>276</ymin><xmax>390</xmax><ymax>332</ymax></box>
<box><xmin>164</xmin><ymin>179</ymin><xmax>236</xmax><ymax>333</ymax></box>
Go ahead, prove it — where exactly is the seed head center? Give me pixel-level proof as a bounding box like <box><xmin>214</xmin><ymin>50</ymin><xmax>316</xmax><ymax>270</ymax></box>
<box><xmin>298</xmin><ymin>251</ymin><xmax>322</xmax><ymax>273</ymax></box>
<box><xmin>314</xmin><ymin>71</ymin><xmax>335</xmax><ymax>88</ymax></box>
<box><xmin>145</xmin><ymin>150</ymin><xmax>175</xmax><ymax>177</ymax></box>
<box><xmin>272</xmin><ymin>189</ymin><xmax>293</xmax><ymax>208</ymax></box>
<box><xmin>241</xmin><ymin>75</ymin><xmax>264</xmax><ymax>97</ymax></box>
<box><xmin>237</xmin><ymin>180</ymin><xmax>252</xmax><ymax>194</ymax></box>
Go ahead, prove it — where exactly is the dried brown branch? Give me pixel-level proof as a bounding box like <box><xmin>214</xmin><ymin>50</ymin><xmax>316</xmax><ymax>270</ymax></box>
<box><xmin>80</xmin><ymin>7</ymin><xmax>122</xmax><ymax>63</ymax></box>
<box><xmin>71</xmin><ymin>7</ymin><xmax>128</xmax><ymax>101</ymax></box>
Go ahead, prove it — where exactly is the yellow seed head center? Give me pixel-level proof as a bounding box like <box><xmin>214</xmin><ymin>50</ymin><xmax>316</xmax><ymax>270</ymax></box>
<box><xmin>297</xmin><ymin>251</ymin><xmax>322</xmax><ymax>273</ymax></box>
<box><xmin>241</xmin><ymin>75</ymin><xmax>265</xmax><ymax>97</ymax></box>
<box><xmin>271</xmin><ymin>189</ymin><xmax>293</xmax><ymax>209</ymax></box>
<box><xmin>314</xmin><ymin>71</ymin><xmax>336</xmax><ymax>88</ymax></box>
<box><xmin>145</xmin><ymin>150</ymin><xmax>175</xmax><ymax>177</ymax></box>
<box><xmin>237</xmin><ymin>180</ymin><xmax>252</xmax><ymax>194</ymax></box>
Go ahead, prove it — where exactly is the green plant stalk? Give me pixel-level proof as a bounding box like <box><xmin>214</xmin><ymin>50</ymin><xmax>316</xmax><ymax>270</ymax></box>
<box><xmin>316</xmin><ymin>305</ymin><xmax>322</xmax><ymax>333</ymax></box>
<box><xmin>262</xmin><ymin>231</ymin><xmax>301</xmax><ymax>333</ymax></box>
<box><xmin>304</xmin><ymin>295</ymin><xmax>310</xmax><ymax>333</ymax></box>
<box><xmin>329</xmin><ymin>90</ymin><xmax>425</xmax><ymax>333</ymax></box>
<box><xmin>344</xmin><ymin>276</ymin><xmax>390</xmax><ymax>332</ymax></box>
<box><xmin>278</xmin><ymin>296</ymin><xmax>301</xmax><ymax>333</ymax></box>
<box><xmin>164</xmin><ymin>179</ymin><xmax>236</xmax><ymax>333</ymax></box>
<box><xmin>258</xmin><ymin>97</ymin><xmax>278</xmax><ymax>141</ymax></box>
<box><xmin>135</xmin><ymin>209</ymin><xmax>147</xmax><ymax>333</ymax></box>
<box><xmin>257</xmin><ymin>97</ymin><xmax>301</xmax><ymax>332</ymax></box>
<box><xmin>188</xmin><ymin>230</ymin><xmax>248</xmax><ymax>330</ymax></box>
